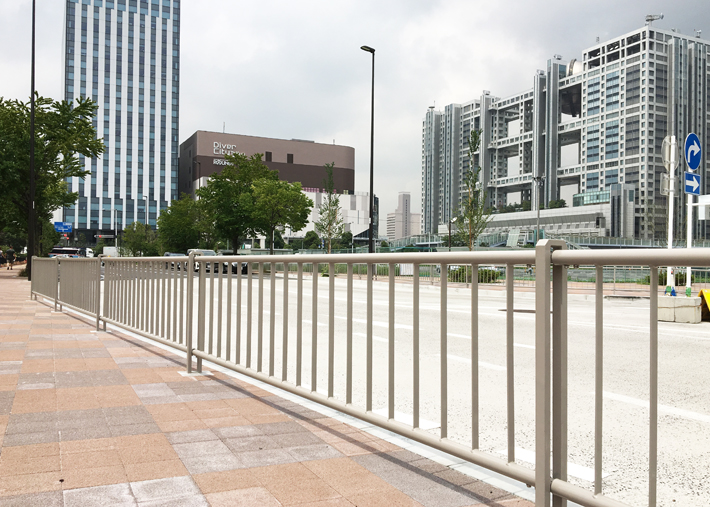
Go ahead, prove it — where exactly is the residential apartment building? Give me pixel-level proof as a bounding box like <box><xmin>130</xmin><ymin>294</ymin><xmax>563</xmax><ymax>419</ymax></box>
<box><xmin>62</xmin><ymin>0</ymin><xmax>180</xmax><ymax>240</ymax></box>
<box><xmin>423</xmin><ymin>24</ymin><xmax>710</xmax><ymax>240</ymax></box>
<box><xmin>386</xmin><ymin>192</ymin><xmax>421</xmax><ymax>242</ymax></box>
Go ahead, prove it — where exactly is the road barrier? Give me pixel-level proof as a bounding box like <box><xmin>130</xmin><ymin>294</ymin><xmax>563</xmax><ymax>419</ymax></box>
<box><xmin>30</xmin><ymin>242</ymin><xmax>710</xmax><ymax>507</ymax></box>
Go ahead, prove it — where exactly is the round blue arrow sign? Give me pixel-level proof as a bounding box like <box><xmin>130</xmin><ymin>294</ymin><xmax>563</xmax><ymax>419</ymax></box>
<box><xmin>685</xmin><ymin>132</ymin><xmax>702</xmax><ymax>171</ymax></box>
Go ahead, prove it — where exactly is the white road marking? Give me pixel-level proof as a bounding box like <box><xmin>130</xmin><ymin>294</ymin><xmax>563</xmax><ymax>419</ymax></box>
<box><xmin>602</xmin><ymin>391</ymin><xmax>710</xmax><ymax>423</ymax></box>
<box><xmin>496</xmin><ymin>447</ymin><xmax>610</xmax><ymax>482</ymax></box>
<box><xmin>353</xmin><ymin>332</ymin><xmax>388</xmax><ymax>344</ymax></box>
<box><xmin>442</xmin><ymin>354</ymin><xmax>506</xmax><ymax>371</ymax></box>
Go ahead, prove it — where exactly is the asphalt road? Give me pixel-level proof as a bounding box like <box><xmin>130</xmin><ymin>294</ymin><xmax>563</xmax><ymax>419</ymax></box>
<box><xmin>139</xmin><ymin>271</ymin><xmax>710</xmax><ymax>506</ymax></box>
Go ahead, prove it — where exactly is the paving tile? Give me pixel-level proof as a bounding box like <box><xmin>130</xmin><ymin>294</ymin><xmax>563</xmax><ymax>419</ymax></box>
<box><xmin>63</xmin><ymin>483</ymin><xmax>136</xmax><ymax>507</ymax></box>
<box><xmin>0</xmin><ymin>490</ymin><xmax>64</xmax><ymax>507</ymax></box>
<box><xmin>353</xmin><ymin>453</ymin><xmax>477</xmax><ymax>507</ymax></box>
<box><xmin>211</xmin><ymin>425</ymin><xmax>263</xmax><ymax>440</ymax></box>
<box><xmin>172</xmin><ymin>439</ymin><xmax>231</xmax><ymax>460</ymax></box>
<box><xmin>223</xmin><ymin>435</ymin><xmax>280</xmax><ymax>453</ymax></box>
<box><xmin>129</xmin><ymin>476</ymin><xmax>200</xmax><ymax>504</ymax></box>
<box><xmin>0</xmin><ymin>471</ymin><xmax>63</xmax><ymax>497</ymax></box>
<box><xmin>238</xmin><ymin>447</ymin><xmax>297</xmax><ymax>468</ymax></box>
<box><xmin>104</xmin><ymin>406</ymin><xmax>154</xmax><ymax>426</ymax></box>
<box><xmin>256</xmin><ymin>420</ymin><xmax>308</xmax><ymax>435</ymax></box>
<box><xmin>109</xmin><ymin>422</ymin><xmax>161</xmax><ymax>437</ymax></box>
<box><xmin>181</xmin><ymin>453</ymin><xmax>244</xmax><ymax>475</ymax></box>
<box><xmin>59</xmin><ymin>464</ymin><xmax>128</xmax><ymax>490</ymax></box>
<box><xmin>192</xmin><ymin>469</ymin><xmax>261</xmax><ymax>494</ymax></box>
<box><xmin>287</xmin><ymin>444</ymin><xmax>344</xmax><ymax>462</ymax></box>
<box><xmin>2</xmin><ymin>430</ymin><xmax>60</xmax><ymax>447</ymax></box>
<box><xmin>125</xmin><ymin>459</ymin><xmax>188</xmax><ymax>482</ymax></box>
<box><xmin>204</xmin><ymin>486</ymin><xmax>281</xmax><ymax>507</ymax></box>
<box><xmin>166</xmin><ymin>429</ymin><xmax>218</xmax><ymax>445</ymax></box>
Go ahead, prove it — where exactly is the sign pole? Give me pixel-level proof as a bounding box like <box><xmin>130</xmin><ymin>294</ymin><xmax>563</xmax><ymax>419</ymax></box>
<box><xmin>687</xmin><ymin>194</ymin><xmax>693</xmax><ymax>296</ymax></box>
<box><xmin>667</xmin><ymin>136</ymin><xmax>677</xmax><ymax>292</ymax></box>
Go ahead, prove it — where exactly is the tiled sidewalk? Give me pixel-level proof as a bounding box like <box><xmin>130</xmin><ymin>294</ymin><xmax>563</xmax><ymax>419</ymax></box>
<box><xmin>0</xmin><ymin>269</ymin><xmax>533</xmax><ymax>506</ymax></box>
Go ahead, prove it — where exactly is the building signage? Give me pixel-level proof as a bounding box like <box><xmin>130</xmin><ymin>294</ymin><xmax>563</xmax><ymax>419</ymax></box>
<box><xmin>213</xmin><ymin>158</ymin><xmax>230</xmax><ymax>166</ymax></box>
<box><xmin>213</xmin><ymin>142</ymin><xmax>245</xmax><ymax>157</ymax></box>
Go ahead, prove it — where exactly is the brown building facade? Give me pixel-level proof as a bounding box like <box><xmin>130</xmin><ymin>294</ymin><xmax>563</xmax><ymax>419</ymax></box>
<box><xmin>179</xmin><ymin>131</ymin><xmax>355</xmax><ymax>196</ymax></box>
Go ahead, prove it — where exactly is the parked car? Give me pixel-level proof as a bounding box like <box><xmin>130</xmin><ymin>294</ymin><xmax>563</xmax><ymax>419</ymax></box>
<box><xmin>187</xmin><ymin>249</ymin><xmax>217</xmax><ymax>272</ymax></box>
<box><xmin>164</xmin><ymin>252</ymin><xmax>185</xmax><ymax>269</ymax></box>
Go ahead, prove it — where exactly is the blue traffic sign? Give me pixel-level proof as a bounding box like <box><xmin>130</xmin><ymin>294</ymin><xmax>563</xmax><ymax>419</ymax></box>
<box><xmin>685</xmin><ymin>172</ymin><xmax>701</xmax><ymax>195</ymax></box>
<box><xmin>685</xmin><ymin>133</ymin><xmax>702</xmax><ymax>171</ymax></box>
<box><xmin>54</xmin><ymin>222</ymin><xmax>73</xmax><ymax>233</ymax></box>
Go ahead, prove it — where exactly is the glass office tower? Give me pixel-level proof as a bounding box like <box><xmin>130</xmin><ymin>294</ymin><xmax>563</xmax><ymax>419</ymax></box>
<box><xmin>62</xmin><ymin>0</ymin><xmax>180</xmax><ymax>241</ymax></box>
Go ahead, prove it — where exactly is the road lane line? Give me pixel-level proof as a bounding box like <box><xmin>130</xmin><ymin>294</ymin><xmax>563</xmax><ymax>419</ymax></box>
<box><xmin>442</xmin><ymin>354</ymin><xmax>505</xmax><ymax>371</ymax></box>
<box><xmin>602</xmin><ymin>391</ymin><xmax>710</xmax><ymax>423</ymax></box>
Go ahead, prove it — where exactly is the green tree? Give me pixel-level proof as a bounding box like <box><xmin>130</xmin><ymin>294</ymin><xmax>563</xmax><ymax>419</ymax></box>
<box><xmin>39</xmin><ymin>221</ymin><xmax>60</xmax><ymax>257</ymax></box>
<box><xmin>265</xmin><ymin>229</ymin><xmax>285</xmax><ymax>251</ymax></box>
<box><xmin>454</xmin><ymin>130</ymin><xmax>492</xmax><ymax>250</ymax></box>
<box><xmin>548</xmin><ymin>199</ymin><xmax>567</xmax><ymax>209</ymax></box>
<box><xmin>157</xmin><ymin>193</ymin><xmax>215</xmax><ymax>253</ymax></box>
<box><xmin>304</xmin><ymin>230</ymin><xmax>320</xmax><ymax>249</ymax></box>
<box><xmin>120</xmin><ymin>221</ymin><xmax>160</xmax><ymax>257</ymax></box>
<box><xmin>196</xmin><ymin>153</ymin><xmax>277</xmax><ymax>250</ymax></box>
<box><xmin>314</xmin><ymin>162</ymin><xmax>344</xmax><ymax>254</ymax></box>
<box><xmin>252</xmin><ymin>179</ymin><xmax>313</xmax><ymax>255</ymax></box>
<box><xmin>340</xmin><ymin>230</ymin><xmax>353</xmax><ymax>250</ymax></box>
<box><xmin>0</xmin><ymin>96</ymin><xmax>104</xmax><ymax>260</ymax></box>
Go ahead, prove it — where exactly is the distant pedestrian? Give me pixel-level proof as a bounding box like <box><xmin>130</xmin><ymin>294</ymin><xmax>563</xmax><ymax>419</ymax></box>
<box><xmin>6</xmin><ymin>249</ymin><xmax>15</xmax><ymax>270</ymax></box>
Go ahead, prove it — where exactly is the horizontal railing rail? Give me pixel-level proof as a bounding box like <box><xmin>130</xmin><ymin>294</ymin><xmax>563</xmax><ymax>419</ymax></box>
<box><xmin>32</xmin><ymin>244</ymin><xmax>710</xmax><ymax>507</ymax></box>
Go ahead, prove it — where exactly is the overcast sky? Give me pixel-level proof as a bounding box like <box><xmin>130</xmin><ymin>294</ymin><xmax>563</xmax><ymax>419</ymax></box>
<box><xmin>2</xmin><ymin>0</ymin><xmax>709</xmax><ymax>232</ymax></box>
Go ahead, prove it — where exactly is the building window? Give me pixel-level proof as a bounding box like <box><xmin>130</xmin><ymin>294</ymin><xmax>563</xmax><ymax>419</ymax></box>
<box><xmin>265</xmin><ymin>151</ymin><xmax>272</xmax><ymax>162</ymax></box>
<box><xmin>287</xmin><ymin>153</ymin><xmax>293</xmax><ymax>164</ymax></box>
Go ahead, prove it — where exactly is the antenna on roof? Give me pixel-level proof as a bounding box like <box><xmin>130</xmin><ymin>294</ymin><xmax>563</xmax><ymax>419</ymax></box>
<box><xmin>596</xmin><ymin>36</ymin><xmax>600</xmax><ymax>43</ymax></box>
<box><xmin>645</xmin><ymin>14</ymin><xmax>663</xmax><ymax>26</ymax></box>
<box><xmin>695</xmin><ymin>29</ymin><xmax>702</xmax><ymax>38</ymax></box>
<box><xmin>223</xmin><ymin>122</ymin><xmax>225</xmax><ymax>133</ymax></box>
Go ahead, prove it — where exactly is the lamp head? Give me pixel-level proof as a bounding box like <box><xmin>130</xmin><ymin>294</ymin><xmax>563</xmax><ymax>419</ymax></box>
<box><xmin>360</xmin><ymin>45</ymin><xmax>375</xmax><ymax>54</ymax></box>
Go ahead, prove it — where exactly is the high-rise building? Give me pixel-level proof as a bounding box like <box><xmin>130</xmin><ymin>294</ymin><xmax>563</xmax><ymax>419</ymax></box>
<box><xmin>387</xmin><ymin>192</ymin><xmax>421</xmax><ymax>241</ymax></box>
<box><xmin>422</xmin><ymin>25</ymin><xmax>709</xmax><ymax>240</ymax></box>
<box><xmin>62</xmin><ymin>0</ymin><xmax>180</xmax><ymax>241</ymax></box>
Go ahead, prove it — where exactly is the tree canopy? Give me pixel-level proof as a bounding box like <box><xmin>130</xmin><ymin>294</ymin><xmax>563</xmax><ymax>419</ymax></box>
<box><xmin>0</xmin><ymin>96</ymin><xmax>104</xmax><ymax>257</ymax></box>
<box><xmin>120</xmin><ymin>221</ymin><xmax>160</xmax><ymax>257</ymax></box>
<box><xmin>252</xmin><ymin>179</ymin><xmax>313</xmax><ymax>255</ymax></box>
<box><xmin>454</xmin><ymin>129</ymin><xmax>492</xmax><ymax>250</ymax></box>
<box><xmin>314</xmin><ymin>162</ymin><xmax>344</xmax><ymax>254</ymax></box>
<box><xmin>157</xmin><ymin>193</ymin><xmax>215</xmax><ymax>253</ymax></box>
<box><xmin>196</xmin><ymin>153</ymin><xmax>277</xmax><ymax>250</ymax></box>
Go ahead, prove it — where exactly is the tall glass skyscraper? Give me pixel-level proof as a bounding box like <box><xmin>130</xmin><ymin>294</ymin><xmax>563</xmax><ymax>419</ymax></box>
<box><xmin>62</xmin><ymin>0</ymin><xmax>180</xmax><ymax>240</ymax></box>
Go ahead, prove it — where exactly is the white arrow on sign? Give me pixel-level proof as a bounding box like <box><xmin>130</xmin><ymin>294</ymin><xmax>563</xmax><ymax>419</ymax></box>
<box><xmin>690</xmin><ymin>175</ymin><xmax>700</xmax><ymax>192</ymax></box>
<box><xmin>688</xmin><ymin>141</ymin><xmax>701</xmax><ymax>160</ymax></box>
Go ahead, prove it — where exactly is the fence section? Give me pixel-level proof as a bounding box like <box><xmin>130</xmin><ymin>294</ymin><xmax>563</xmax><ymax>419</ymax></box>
<box><xmin>32</xmin><ymin>246</ymin><xmax>710</xmax><ymax>507</ymax></box>
<box><xmin>30</xmin><ymin>258</ymin><xmax>58</xmax><ymax>306</ymax></box>
<box><xmin>102</xmin><ymin>257</ymin><xmax>191</xmax><ymax>352</ymax></box>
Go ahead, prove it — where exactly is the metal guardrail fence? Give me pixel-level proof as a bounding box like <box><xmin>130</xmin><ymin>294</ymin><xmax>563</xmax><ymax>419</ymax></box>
<box><xmin>30</xmin><ymin>243</ymin><xmax>710</xmax><ymax>507</ymax></box>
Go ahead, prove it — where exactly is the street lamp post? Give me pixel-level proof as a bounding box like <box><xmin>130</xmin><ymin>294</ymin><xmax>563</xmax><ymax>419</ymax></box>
<box><xmin>28</xmin><ymin>0</ymin><xmax>36</xmax><ymax>280</ymax></box>
<box><xmin>533</xmin><ymin>176</ymin><xmax>545</xmax><ymax>244</ymax></box>
<box><xmin>361</xmin><ymin>45</ymin><xmax>375</xmax><ymax>253</ymax></box>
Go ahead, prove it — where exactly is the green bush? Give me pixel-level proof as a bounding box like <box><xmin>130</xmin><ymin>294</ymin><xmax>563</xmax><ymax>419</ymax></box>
<box><xmin>640</xmin><ymin>271</ymin><xmax>695</xmax><ymax>286</ymax></box>
<box><xmin>447</xmin><ymin>266</ymin><xmax>501</xmax><ymax>283</ymax></box>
